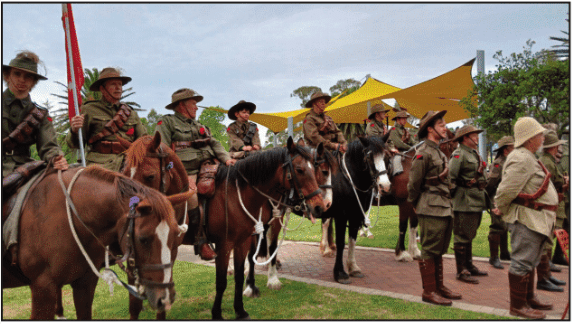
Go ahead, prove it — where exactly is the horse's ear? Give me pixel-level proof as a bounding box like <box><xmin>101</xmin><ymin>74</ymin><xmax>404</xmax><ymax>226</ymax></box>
<box><xmin>317</xmin><ymin>142</ymin><xmax>325</xmax><ymax>157</ymax></box>
<box><xmin>287</xmin><ymin>136</ymin><xmax>295</xmax><ymax>154</ymax></box>
<box><xmin>152</xmin><ymin>131</ymin><xmax>162</xmax><ymax>151</ymax></box>
<box><xmin>136</xmin><ymin>200</ymin><xmax>153</xmax><ymax>217</ymax></box>
<box><xmin>167</xmin><ymin>191</ymin><xmax>193</xmax><ymax>207</ymax></box>
<box><xmin>358</xmin><ymin>136</ymin><xmax>369</xmax><ymax>147</ymax></box>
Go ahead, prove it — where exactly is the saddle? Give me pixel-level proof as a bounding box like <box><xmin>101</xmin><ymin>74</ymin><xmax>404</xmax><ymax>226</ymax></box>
<box><xmin>197</xmin><ymin>159</ymin><xmax>220</xmax><ymax>197</ymax></box>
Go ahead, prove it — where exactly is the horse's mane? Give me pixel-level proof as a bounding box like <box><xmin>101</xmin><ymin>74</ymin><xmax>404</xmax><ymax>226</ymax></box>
<box><xmin>124</xmin><ymin>135</ymin><xmax>172</xmax><ymax>168</ymax></box>
<box><xmin>82</xmin><ymin>165</ymin><xmax>172</xmax><ymax>221</ymax></box>
<box><xmin>315</xmin><ymin>148</ymin><xmax>339</xmax><ymax>174</ymax></box>
<box><xmin>347</xmin><ymin>136</ymin><xmax>386</xmax><ymax>156</ymax></box>
<box><xmin>216</xmin><ymin>145</ymin><xmax>312</xmax><ymax>188</ymax></box>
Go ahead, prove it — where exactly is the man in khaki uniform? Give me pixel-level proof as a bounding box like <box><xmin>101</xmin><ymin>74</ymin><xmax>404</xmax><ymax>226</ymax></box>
<box><xmin>67</xmin><ymin>67</ymin><xmax>147</xmax><ymax>172</ymax></box>
<box><xmin>449</xmin><ymin>125</ymin><xmax>488</xmax><ymax>284</ymax></box>
<box><xmin>536</xmin><ymin>130</ymin><xmax>567</xmax><ymax>292</ymax></box>
<box><xmin>408</xmin><ymin>110</ymin><xmax>461</xmax><ymax>306</ymax></box>
<box><xmin>302</xmin><ymin>91</ymin><xmax>347</xmax><ymax>152</ymax></box>
<box><xmin>495</xmin><ymin>117</ymin><xmax>555</xmax><ymax>319</ymax></box>
<box><xmin>554</xmin><ymin>145</ymin><xmax>569</xmax><ymax>265</ymax></box>
<box><xmin>485</xmin><ymin>136</ymin><xmax>514</xmax><ymax>269</ymax></box>
<box><xmin>226</xmin><ymin>100</ymin><xmax>261</xmax><ymax>159</ymax></box>
<box><xmin>157</xmin><ymin>88</ymin><xmax>235</xmax><ymax>260</ymax></box>
<box><xmin>365</xmin><ymin>104</ymin><xmax>390</xmax><ymax>137</ymax></box>
<box><xmin>388</xmin><ymin>110</ymin><xmax>416</xmax><ymax>151</ymax></box>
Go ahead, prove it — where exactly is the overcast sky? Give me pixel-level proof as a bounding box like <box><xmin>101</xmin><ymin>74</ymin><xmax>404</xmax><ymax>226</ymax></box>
<box><xmin>2</xmin><ymin>3</ymin><xmax>568</xmax><ymax>140</ymax></box>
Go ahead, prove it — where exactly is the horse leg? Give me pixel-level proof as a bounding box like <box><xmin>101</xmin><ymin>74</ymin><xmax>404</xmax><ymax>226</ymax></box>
<box><xmin>29</xmin><ymin>277</ymin><xmax>58</xmax><ymax>319</ymax></box>
<box><xmin>266</xmin><ymin>221</ymin><xmax>282</xmax><ymax>290</ymax></box>
<box><xmin>212</xmin><ymin>244</ymin><xmax>231</xmax><ymax>320</ymax></box>
<box><xmin>395</xmin><ymin>202</ymin><xmax>414</xmax><ymax>262</ymax></box>
<box><xmin>128</xmin><ymin>275</ymin><xmax>144</xmax><ymax>320</ymax></box>
<box><xmin>327</xmin><ymin>219</ymin><xmax>337</xmax><ymax>252</ymax></box>
<box><xmin>320</xmin><ymin>219</ymin><xmax>335</xmax><ymax>257</ymax></box>
<box><xmin>233</xmin><ymin>241</ymin><xmax>250</xmax><ymax>320</ymax></box>
<box><xmin>55</xmin><ymin>287</ymin><xmax>66</xmax><ymax>319</ymax></box>
<box><xmin>243</xmin><ymin>237</ymin><xmax>260</xmax><ymax>298</ymax></box>
<box><xmin>347</xmin><ymin>225</ymin><xmax>364</xmax><ymax>278</ymax></box>
<box><xmin>333</xmin><ymin>217</ymin><xmax>351</xmax><ymax>284</ymax></box>
<box><xmin>70</xmin><ymin>274</ymin><xmax>99</xmax><ymax>320</ymax></box>
<box><xmin>407</xmin><ymin>210</ymin><xmax>421</xmax><ymax>260</ymax></box>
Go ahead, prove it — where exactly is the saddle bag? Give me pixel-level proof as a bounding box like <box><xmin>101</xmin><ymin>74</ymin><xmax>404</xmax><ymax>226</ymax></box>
<box><xmin>197</xmin><ymin>159</ymin><xmax>220</xmax><ymax>197</ymax></box>
<box><xmin>2</xmin><ymin>160</ymin><xmax>47</xmax><ymax>198</ymax></box>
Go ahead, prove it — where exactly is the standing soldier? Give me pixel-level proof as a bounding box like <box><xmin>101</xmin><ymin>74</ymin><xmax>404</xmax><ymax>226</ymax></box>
<box><xmin>226</xmin><ymin>100</ymin><xmax>261</xmax><ymax>159</ymax></box>
<box><xmin>67</xmin><ymin>67</ymin><xmax>147</xmax><ymax>172</ymax></box>
<box><xmin>302</xmin><ymin>91</ymin><xmax>347</xmax><ymax>152</ymax></box>
<box><xmin>553</xmin><ymin>144</ymin><xmax>569</xmax><ymax>265</ymax></box>
<box><xmin>408</xmin><ymin>110</ymin><xmax>461</xmax><ymax>306</ymax></box>
<box><xmin>495</xmin><ymin>117</ymin><xmax>555</xmax><ymax>319</ymax></box>
<box><xmin>485</xmin><ymin>136</ymin><xmax>514</xmax><ymax>269</ymax></box>
<box><xmin>157</xmin><ymin>88</ymin><xmax>236</xmax><ymax>260</ymax></box>
<box><xmin>388</xmin><ymin>109</ymin><xmax>416</xmax><ymax>176</ymax></box>
<box><xmin>449</xmin><ymin>125</ymin><xmax>489</xmax><ymax>284</ymax></box>
<box><xmin>536</xmin><ymin>130</ymin><xmax>567</xmax><ymax>292</ymax></box>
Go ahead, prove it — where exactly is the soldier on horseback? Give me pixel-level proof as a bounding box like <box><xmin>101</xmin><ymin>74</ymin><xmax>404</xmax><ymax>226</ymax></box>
<box><xmin>302</xmin><ymin>91</ymin><xmax>347</xmax><ymax>153</ymax></box>
<box><xmin>67</xmin><ymin>67</ymin><xmax>147</xmax><ymax>172</ymax></box>
<box><xmin>226</xmin><ymin>100</ymin><xmax>261</xmax><ymax>159</ymax></box>
<box><xmin>157</xmin><ymin>88</ymin><xmax>236</xmax><ymax>261</ymax></box>
<box><xmin>388</xmin><ymin>109</ymin><xmax>417</xmax><ymax>176</ymax></box>
<box><xmin>365</xmin><ymin>103</ymin><xmax>390</xmax><ymax>137</ymax></box>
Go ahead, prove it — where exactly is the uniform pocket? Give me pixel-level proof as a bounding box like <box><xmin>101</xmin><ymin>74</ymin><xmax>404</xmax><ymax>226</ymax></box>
<box><xmin>427</xmin><ymin>193</ymin><xmax>450</xmax><ymax>208</ymax></box>
<box><xmin>466</xmin><ymin>187</ymin><xmax>486</xmax><ymax>207</ymax></box>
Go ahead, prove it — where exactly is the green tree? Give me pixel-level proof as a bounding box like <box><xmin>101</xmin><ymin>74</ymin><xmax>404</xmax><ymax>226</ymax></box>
<box><xmin>290</xmin><ymin>86</ymin><xmax>322</xmax><ymax>108</ymax></box>
<box><xmin>329</xmin><ymin>79</ymin><xmax>361</xmax><ymax>97</ymax></box>
<box><xmin>140</xmin><ymin>109</ymin><xmax>162</xmax><ymax>135</ymax></box>
<box><xmin>460</xmin><ymin>40</ymin><xmax>570</xmax><ymax>141</ymax></box>
<box><xmin>199</xmin><ymin>107</ymin><xmax>229</xmax><ymax>151</ymax></box>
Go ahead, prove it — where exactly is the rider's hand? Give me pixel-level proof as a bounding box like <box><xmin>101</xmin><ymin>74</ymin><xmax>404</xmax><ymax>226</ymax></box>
<box><xmin>339</xmin><ymin>144</ymin><xmax>347</xmax><ymax>153</ymax></box>
<box><xmin>243</xmin><ymin>146</ymin><xmax>252</xmax><ymax>152</ymax></box>
<box><xmin>53</xmin><ymin>155</ymin><xmax>69</xmax><ymax>171</ymax></box>
<box><xmin>70</xmin><ymin>114</ymin><xmax>85</xmax><ymax>134</ymax></box>
<box><xmin>390</xmin><ymin>148</ymin><xmax>399</xmax><ymax>154</ymax></box>
<box><xmin>492</xmin><ymin>208</ymin><xmax>501</xmax><ymax>216</ymax></box>
<box><xmin>226</xmin><ymin>159</ymin><xmax>237</xmax><ymax>166</ymax></box>
<box><xmin>252</xmin><ymin>145</ymin><xmax>261</xmax><ymax>151</ymax></box>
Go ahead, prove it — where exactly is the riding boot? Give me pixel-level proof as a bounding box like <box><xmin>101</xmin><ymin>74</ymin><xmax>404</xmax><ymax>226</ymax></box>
<box><xmin>465</xmin><ymin>242</ymin><xmax>488</xmax><ymax>276</ymax></box>
<box><xmin>454</xmin><ymin>243</ymin><xmax>479</xmax><ymax>284</ymax></box>
<box><xmin>552</xmin><ymin>242</ymin><xmax>569</xmax><ymax>266</ymax></box>
<box><xmin>536</xmin><ymin>253</ymin><xmax>564</xmax><ymax>292</ymax></box>
<box><xmin>189</xmin><ymin>207</ymin><xmax>217</xmax><ymax>261</ymax></box>
<box><xmin>527</xmin><ymin>270</ymin><xmax>553</xmax><ymax>310</ymax></box>
<box><xmin>499</xmin><ymin>231</ymin><xmax>511</xmax><ymax>261</ymax></box>
<box><xmin>508</xmin><ymin>272</ymin><xmax>546</xmax><ymax>319</ymax></box>
<box><xmin>418</xmin><ymin>258</ymin><xmax>452</xmax><ymax>306</ymax></box>
<box><xmin>434</xmin><ymin>256</ymin><xmax>462</xmax><ymax>300</ymax></box>
<box><xmin>488</xmin><ymin>233</ymin><xmax>503</xmax><ymax>269</ymax></box>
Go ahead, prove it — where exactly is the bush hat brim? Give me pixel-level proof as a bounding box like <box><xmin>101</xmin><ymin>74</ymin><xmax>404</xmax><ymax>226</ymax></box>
<box><xmin>228</xmin><ymin>100</ymin><xmax>256</xmax><ymax>120</ymax></box>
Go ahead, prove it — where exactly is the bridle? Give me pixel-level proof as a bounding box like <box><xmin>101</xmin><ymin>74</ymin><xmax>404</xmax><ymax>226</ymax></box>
<box><xmin>144</xmin><ymin>145</ymin><xmax>175</xmax><ymax>194</ymax></box>
<box><xmin>341</xmin><ymin>145</ymin><xmax>387</xmax><ymax>193</ymax></box>
<box><xmin>312</xmin><ymin>148</ymin><xmax>333</xmax><ymax>194</ymax></box>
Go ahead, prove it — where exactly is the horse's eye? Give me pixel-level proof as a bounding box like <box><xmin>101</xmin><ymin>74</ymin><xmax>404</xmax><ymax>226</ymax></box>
<box><xmin>322</xmin><ymin>170</ymin><xmax>329</xmax><ymax>176</ymax></box>
<box><xmin>145</xmin><ymin>174</ymin><xmax>155</xmax><ymax>182</ymax></box>
<box><xmin>139</xmin><ymin>236</ymin><xmax>152</xmax><ymax>245</ymax></box>
<box><xmin>296</xmin><ymin>168</ymin><xmax>305</xmax><ymax>174</ymax></box>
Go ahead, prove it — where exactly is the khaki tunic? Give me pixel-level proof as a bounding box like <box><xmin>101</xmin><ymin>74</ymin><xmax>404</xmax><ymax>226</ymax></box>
<box><xmin>65</xmin><ymin>98</ymin><xmax>146</xmax><ymax>172</ymax></box>
<box><xmin>388</xmin><ymin>124</ymin><xmax>416</xmax><ymax>151</ymax></box>
<box><xmin>449</xmin><ymin>144</ymin><xmax>488</xmax><ymax>212</ymax></box>
<box><xmin>365</xmin><ymin>120</ymin><xmax>387</xmax><ymax>137</ymax></box>
<box><xmin>539</xmin><ymin>152</ymin><xmax>566</xmax><ymax>225</ymax></box>
<box><xmin>227</xmin><ymin>120</ymin><xmax>261</xmax><ymax>153</ymax></box>
<box><xmin>157</xmin><ymin>112</ymin><xmax>230</xmax><ymax>175</ymax></box>
<box><xmin>2</xmin><ymin>89</ymin><xmax>62</xmax><ymax>177</ymax></box>
<box><xmin>302</xmin><ymin>109</ymin><xmax>346</xmax><ymax>150</ymax></box>
<box><xmin>495</xmin><ymin>147</ymin><xmax>557</xmax><ymax>238</ymax></box>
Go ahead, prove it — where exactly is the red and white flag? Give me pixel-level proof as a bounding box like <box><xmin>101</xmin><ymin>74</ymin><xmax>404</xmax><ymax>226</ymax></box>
<box><xmin>62</xmin><ymin>3</ymin><xmax>84</xmax><ymax>120</ymax></box>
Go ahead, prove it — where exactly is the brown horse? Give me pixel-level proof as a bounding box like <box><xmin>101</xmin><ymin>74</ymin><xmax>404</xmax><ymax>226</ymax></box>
<box><xmin>209</xmin><ymin>137</ymin><xmax>326</xmax><ymax>319</ymax></box>
<box><xmin>2</xmin><ymin>164</ymin><xmax>190</xmax><ymax>319</ymax></box>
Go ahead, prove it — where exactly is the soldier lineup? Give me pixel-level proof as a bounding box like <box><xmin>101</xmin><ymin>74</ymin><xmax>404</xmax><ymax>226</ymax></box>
<box><xmin>2</xmin><ymin>51</ymin><xmax>569</xmax><ymax>320</ymax></box>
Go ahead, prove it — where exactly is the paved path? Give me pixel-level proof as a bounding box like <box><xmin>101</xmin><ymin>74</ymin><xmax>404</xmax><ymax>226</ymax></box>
<box><xmin>177</xmin><ymin>241</ymin><xmax>569</xmax><ymax>320</ymax></box>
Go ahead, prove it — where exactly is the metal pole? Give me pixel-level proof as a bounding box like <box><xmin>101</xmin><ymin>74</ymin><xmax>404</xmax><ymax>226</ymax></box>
<box><xmin>63</xmin><ymin>4</ymin><xmax>86</xmax><ymax>167</ymax></box>
<box><xmin>273</xmin><ymin>132</ymin><xmax>278</xmax><ymax>148</ymax></box>
<box><xmin>287</xmin><ymin>116</ymin><xmax>294</xmax><ymax>140</ymax></box>
<box><xmin>477</xmin><ymin>50</ymin><xmax>487</xmax><ymax>162</ymax></box>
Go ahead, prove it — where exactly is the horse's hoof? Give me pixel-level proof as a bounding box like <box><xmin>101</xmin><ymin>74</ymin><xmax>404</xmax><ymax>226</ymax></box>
<box><xmin>267</xmin><ymin>280</ymin><xmax>282</xmax><ymax>290</ymax></box>
<box><xmin>395</xmin><ymin>251</ymin><xmax>413</xmax><ymax>262</ymax></box>
<box><xmin>349</xmin><ymin>270</ymin><xmax>364</xmax><ymax>278</ymax></box>
<box><xmin>236</xmin><ymin>313</ymin><xmax>251</xmax><ymax>320</ymax></box>
<box><xmin>56</xmin><ymin>316</ymin><xmax>67</xmax><ymax>320</ymax></box>
<box><xmin>336</xmin><ymin>278</ymin><xmax>352</xmax><ymax>284</ymax></box>
<box><xmin>243</xmin><ymin>286</ymin><xmax>260</xmax><ymax>298</ymax></box>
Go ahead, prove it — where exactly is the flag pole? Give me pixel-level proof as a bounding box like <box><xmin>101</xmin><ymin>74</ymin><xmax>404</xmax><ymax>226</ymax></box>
<box><xmin>62</xmin><ymin>4</ymin><xmax>86</xmax><ymax>166</ymax></box>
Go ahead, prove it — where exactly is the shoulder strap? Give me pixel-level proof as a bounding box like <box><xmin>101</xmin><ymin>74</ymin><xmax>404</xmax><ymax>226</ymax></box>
<box><xmin>242</xmin><ymin>122</ymin><xmax>257</xmax><ymax>144</ymax></box>
<box><xmin>517</xmin><ymin>161</ymin><xmax>552</xmax><ymax>201</ymax></box>
<box><xmin>2</xmin><ymin>104</ymin><xmax>48</xmax><ymax>151</ymax></box>
<box><xmin>87</xmin><ymin>104</ymin><xmax>132</xmax><ymax>144</ymax></box>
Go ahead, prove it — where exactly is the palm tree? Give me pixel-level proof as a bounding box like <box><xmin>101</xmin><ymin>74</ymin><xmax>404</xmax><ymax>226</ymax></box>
<box><xmin>547</xmin><ymin>18</ymin><xmax>569</xmax><ymax>60</ymax></box>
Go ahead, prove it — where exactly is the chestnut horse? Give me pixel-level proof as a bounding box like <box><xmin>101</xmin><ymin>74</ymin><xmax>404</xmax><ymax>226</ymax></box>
<box><xmin>2</xmin><ymin>165</ymin><xmax>190</xmax><ymax>319</ymax></box>
<box><xmin>209</xmin><ymin>137</ymin><xmax>326</xmax><ymax>319</ymax></box>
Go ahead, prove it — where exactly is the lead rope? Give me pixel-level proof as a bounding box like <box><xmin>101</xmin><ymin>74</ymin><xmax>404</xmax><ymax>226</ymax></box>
<box><xmin>58</xmin><ymin>169</ymin><xmax>141</xmax><ymax>298</ymax></box>
<box><xmin>178</xmin><ymin>201</ymin><xmax>188</xmax><ymax>236</ymax></box>
<box><xmin>341</xmin><ymin>152</ymin><xmax>376</xmax><ymax>220</ymax></box>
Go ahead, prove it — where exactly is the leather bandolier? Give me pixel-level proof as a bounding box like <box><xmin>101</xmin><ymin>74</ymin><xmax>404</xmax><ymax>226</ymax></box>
<box><xmin>401</xmin><ymin>128</ymin><xmax>411</xmax><ymax>143</ymax></box>
<box><xmin>318</xmin><ymin>115</ymin><xmax>334</xmax><ymax>135</ymax></box>
<box><xmin>87</xmin><ymin>104</ymin><xmax>132</xmax><ymax>154</ymax></box>
<box><xmin>242</xmin><ymin>122</ymin><xmax>257</xmax><ymax>146</ymax></box>
<box><xmin>512</xmin><ymin>161</ymin><xmax>557</xmax><ymax>212</ymax></box>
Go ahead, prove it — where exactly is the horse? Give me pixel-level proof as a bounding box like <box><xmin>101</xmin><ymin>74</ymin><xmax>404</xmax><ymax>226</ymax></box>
<box><xmin>208</xmin><ymin>137</ymin><xmax>326</xmax><ymax>319</ymax></box>
<box><xmin>243</xmin><ymin>145</ymin><xmax>338</xmax><ymax>298</ymax></box>
<box><xmin>2</xmin><ymin>164</ymin><xmax>191</xmax><ymax>319</ymax></box>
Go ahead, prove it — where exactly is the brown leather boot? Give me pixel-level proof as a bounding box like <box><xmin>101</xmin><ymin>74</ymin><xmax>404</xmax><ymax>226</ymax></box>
<box><xmin>537</xmin><ymin>253</ymin><xmax>564</xmax><ymax>292</ymax></box>
<box><xmin>527</xmin><ymin>270</ymin><xmax>553</xmax><ymax>310</ymax></box>
<box><xmin>199</xmin><ymin>243</ymin><xmax>217</xmax><ymax>261</ymax></box>
<box><xmin>434</xmin><ymin>256</ymin><xmax>462</xmax><ymax>300</ymax></box>
<box><xmin>454</xmin><ymin>244</ymin><xmax>479</xmax><ymax>284</ymax></box>
<box><xmin>419</xmin><ymin>259</ymin><xmax>452</xmax><ymax>306</ymax></box>
<box><xmin>488</xmin><ymin>233</ymin><xmax>503</xmax><ymax>269</ymax></box>
<box><xmin>508</xmin><ymin>272</ymin><xmax>546</xmax><ymax>319</ymax></box>
<box><xmin>466</xmin><ymin>242</ymin><xmax>488</xmax><ymax>276</ymax></box>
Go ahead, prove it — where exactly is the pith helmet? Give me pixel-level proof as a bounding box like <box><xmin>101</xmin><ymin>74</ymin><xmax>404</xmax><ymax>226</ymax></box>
<box><xmin>493</xmin><ymin>136</ymin><xmax>514</xmax><ymax>152</ymax></box>
<box><xmin>514</xmin><ymin>117</ymin><xmax>547</xmax><ymax>148</ymax></box>
<box><xmin>543</xmin><ymin>130</ymin><xmax>567</xmax><ymax>149</ymax></box>
<box><xmin>166</xmin><ymin>88</ymin><xmax>204</xmax><ymax>110</ymax></box>
<box><xmin>305</xmin><ymin>91</ymin><xmax>331</xmax><ymax>108</ymax></box>
<box><xmin>417</xmin><ymin>110</ymin><xmax>447</xmax><ymax>139</ymax></box>
<box><xmin>392</xmin><ymin>110</ymin><xmax>410</xmax><ymax>121</ymax></box>
<box><xmin>89</xmin><ymin>67</ymin><xmax>131</xmax><ymax>91</ymax></box>
<box><xmin>452</xmin><ymin>125</ymin><xmax>483</xmax><ymax>143</ymax></box>
<box><xmin>228</xmin><ymin>100</ymin><xmax>256</xmax><ymax>120</ymax></box>
<box><xmin>368</xmin><ymin>104</ymin><xmax>390</xmax><ymax>120</ymax></box>
<box><xmin>3</xmin><ymin>55</ymin><xmax>47</xmax><ymax>80</ymax></box>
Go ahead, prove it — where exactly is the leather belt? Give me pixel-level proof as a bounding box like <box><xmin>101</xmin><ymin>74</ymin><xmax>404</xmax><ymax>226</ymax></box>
<box><xmin>91</xmin><ymin>141</ymin><xmax>127</xmax><ymax>154</ymax></box>
<box><xmin>513</xmin><ymin>196</ymin><xmax>558</xmax><ymax>212</ymax></box>
<box><xmin>172</xmin><ymin>139</ymin><xmax>210</xmax><ymax>151</ymax></box>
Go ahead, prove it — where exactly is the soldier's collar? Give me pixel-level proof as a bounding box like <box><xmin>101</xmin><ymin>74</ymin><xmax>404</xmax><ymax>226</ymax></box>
<box><xmin>542</xmin><ymin>151</ymin><xmax>556</xmax><ymax>161</ymax></box>
<box><xmin>375</xmin><ymin>120</ymin><xmax>385</xmax><ymax>127</ymax></box>
<box><xmin>174</xmin><ymin>111</ymin><xmax>196</xmax><ymax>123</ymax></box>
<box><xmin>460</xmin><ymin>143</ymin><xmax>477</xmax><ymax>154</ymax></box>
<box><xmin>3</xmin><ymin>89</ymin><xmax>31</xmax><ymax>106</ymax></box>
<box><xmin>309</xmin><ymin>109</ymin><xmax>323</xmax><ymax>117</ymax></box>
<box><xmin>425</xmin><ymin>139</ymin><xmax>439</xmax><ymax>149</ymax></box>
<box><xmin>236</xmin><ymin>119</ymin><xmax>248</xmax><ymax>127</ymax></box>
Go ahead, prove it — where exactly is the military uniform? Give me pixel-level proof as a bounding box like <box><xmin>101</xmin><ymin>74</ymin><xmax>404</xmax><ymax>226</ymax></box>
<box><xmin>388</xmin><ymin>123</ymin><xmax>416</xmax><ymax>151</ymax></box>
<box><xmin>65</xmin><ymin>98</ymin><xmax>146</xmax><ymax>172</ymax></box>
<box><xmin>365</xmin><ymin>120</ymin><xmax>387</xmax><ymax>137</ymax></box>
<box><xmin>302</xmin><ymin>109</ymin><xmax>346</xmax><ymax>150</ymax></box>
<box><xmin>539</xmin><ymin>152</ymin><xmax>566</xmax><ymax>228</ymax></box>
<box><xmin>2</xmin><ymin>89</ymin><xmax>62</xmax><ymax>176</ymax></box>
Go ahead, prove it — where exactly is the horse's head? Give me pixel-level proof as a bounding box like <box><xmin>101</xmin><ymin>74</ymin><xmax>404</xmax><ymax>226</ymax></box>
<box><xmin>357</xmin><ymin>136</ymin><xmax>392</xmax><ymax>195</ymax></box>
<box><xmin>310</xmin><ymin>142</ymin><xmax>338</xmax><ymax>211</ymax></box>
<box><xmin>439</xmin><ymin>128</ymin><xmax>458</xmax><ymax>158</ymax></box>
<box><xmin>116</xmin><ymin>189</ymin><xmax>192</xmax><ymax>313</ymax></box>
<box><xmin>123</xmin><ymin>132</ymin><xmax>188</xmax><ymax>195</ymax></box>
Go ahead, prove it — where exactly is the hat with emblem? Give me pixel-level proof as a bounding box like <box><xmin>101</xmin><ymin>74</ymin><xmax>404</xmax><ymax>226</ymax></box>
<box><xmin>392</xmin><ymin>110</ymin><xmax>410</xmax><ymax>121</ymax></box>
<box><xmin>166</xmin><ymin>88</ymin><xmax>204</xmax><ymax>110</ymax></box>
<box><xmin>228</xmin><ymin>100</ymin><xmax>256</xmax><ymax>120</ymax></box>
<box><xmin>305</xmin><ymin>91</ymin><xmax>332</xmax><ymax>108</ymax></box>
<box><xmin>513</xmin><ymin>117</ymin><xmax>548</xmax><ymax>148</ymax></box>
<box><xmin>543</xmin><ymin>130</ymin><xmax>567</xmax><ymax>149</ymax></box>
<box><xmin>3</xmin><ymin>52</ymin><xmax>47</xmax><ymax>80</ymax></box>
<box><xmin>417</xmin><ymin>110</ymin><xmax>447</xmax><ymax>139</ymax></box>
<box><xmin>368</xmin><ymin>103</ymin><xmax>391</xmax><ymax>120</ymax></box>
<box><xmin>89</xmin><ymin>67</ymin><xmax>131</xmax><ymax>91</ymax></box>
<box><xmin>493</xmin><ymin>136</ymin><xmax>515</xmax><ymax>152</ymax></box>
<box><xmin>452</xmin><ymin>125</ymin><xmax>483</xmax><ymax>143</ymax></box>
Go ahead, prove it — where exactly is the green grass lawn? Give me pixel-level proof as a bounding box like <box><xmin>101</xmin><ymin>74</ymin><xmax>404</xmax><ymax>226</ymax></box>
<box><xmin>2</xmin><ymin>262</ymin><xmax>509</xmax><ymax>320</ymax></box>
<box><xmin>284</xmin><ymin>206</ymin><xmax>502</xmax><ymax>258</ymax></box>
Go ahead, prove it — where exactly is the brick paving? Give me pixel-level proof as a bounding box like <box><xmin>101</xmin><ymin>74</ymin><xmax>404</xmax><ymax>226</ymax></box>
<box><xmin>177</xmin><ymin>241</ymin><xmax>570</xmax><ymax>319</ymax></box>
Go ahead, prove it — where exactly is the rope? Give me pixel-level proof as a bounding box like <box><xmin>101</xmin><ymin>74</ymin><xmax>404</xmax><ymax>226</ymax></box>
<box><xmin>251</xmin><ymin>204</ymin><xmax>290</xmax><ymax>266</ymax></box>
<box><xmin>341</xmin><ymin>153</ymin><xmax>376</xmax><ymax>220</ymax></box>
<box><xmin>178</xmin><ymin>201</ymin><xmax>188</xmax><ymax>236</ymax></box>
